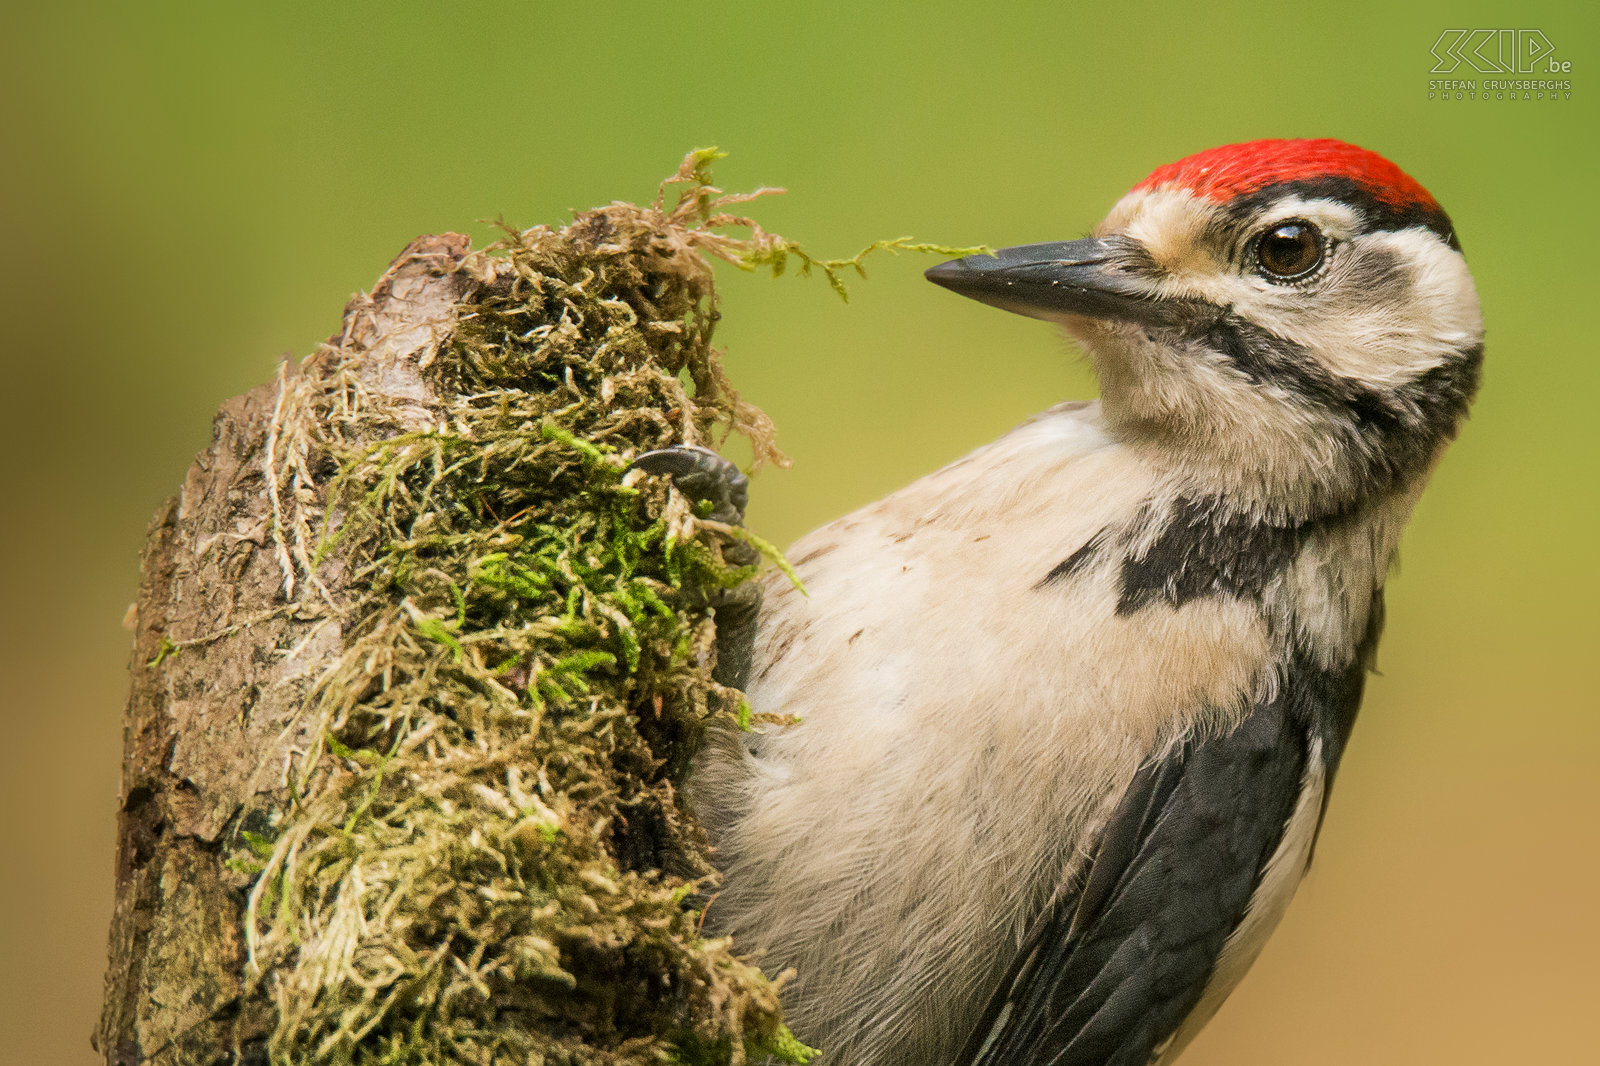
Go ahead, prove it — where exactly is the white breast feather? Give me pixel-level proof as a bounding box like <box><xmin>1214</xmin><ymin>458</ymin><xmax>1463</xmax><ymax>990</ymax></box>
<box><xmin>689</xmin><ymin>401</ymin><xmax>1336</xmax><ymax>1066</ymax></box>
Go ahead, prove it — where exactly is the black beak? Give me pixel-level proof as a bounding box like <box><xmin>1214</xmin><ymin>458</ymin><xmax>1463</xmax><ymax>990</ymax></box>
<box><xmin>925</xmin><ymin>237</ymin><xmax>1183</xmax><ymax>328</ymax></box>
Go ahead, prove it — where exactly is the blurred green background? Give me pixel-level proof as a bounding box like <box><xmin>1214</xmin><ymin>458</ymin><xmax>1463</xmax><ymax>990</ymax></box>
<box><xmin>2</xmin><ymin>2</ymin><xmax>1595</xmax><ymax>1063</ymax></box>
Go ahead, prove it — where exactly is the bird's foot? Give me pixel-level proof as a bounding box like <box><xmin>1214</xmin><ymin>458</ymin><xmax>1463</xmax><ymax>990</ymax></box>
<box><xmin>627</xmin><ymin>444</ymin><xmax>761</xmax><ymax>690</ymax></box>
<box><xmin>628</xmin><ymin>444</ymin><xmax>749</xmax><ymax>527</ymax></box>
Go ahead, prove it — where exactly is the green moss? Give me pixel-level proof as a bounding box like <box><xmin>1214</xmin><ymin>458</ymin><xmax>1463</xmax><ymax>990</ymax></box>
<box><xmin>236</xmin><ymin>150</ymin><xmax>973</xmax><ymax>1065</ymax></box>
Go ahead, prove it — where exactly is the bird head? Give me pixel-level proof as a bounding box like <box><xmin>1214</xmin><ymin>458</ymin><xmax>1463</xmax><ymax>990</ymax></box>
<box><xmin>927</xmin><ymin>139</ymin><xmax>1483</xmax><ymax>517</ymax></box>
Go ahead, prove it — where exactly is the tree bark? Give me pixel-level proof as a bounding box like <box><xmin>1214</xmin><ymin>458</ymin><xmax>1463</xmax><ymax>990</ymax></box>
<box><xmin>97</xmin><ymin>234</ymin><xmax>486</xmax><ymax>1064</ymax></box>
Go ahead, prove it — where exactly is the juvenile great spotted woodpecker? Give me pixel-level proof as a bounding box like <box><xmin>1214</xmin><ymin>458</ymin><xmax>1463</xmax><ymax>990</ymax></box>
<box><xmin>640</xmin><ymin>139</ymin><xmax>1483</xmax><ymax>1066</ymax></box>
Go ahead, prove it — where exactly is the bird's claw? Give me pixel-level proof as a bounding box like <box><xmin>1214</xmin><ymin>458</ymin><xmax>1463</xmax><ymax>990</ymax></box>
<box><xmin>629</xmin><ymin>445</ymin><xmax>749</xmax><ymax>527</ymax></box>
<box><xmin>627</xmin><ymin>444</ymin><xmax>761</xmax><ymax>689</ymax></box>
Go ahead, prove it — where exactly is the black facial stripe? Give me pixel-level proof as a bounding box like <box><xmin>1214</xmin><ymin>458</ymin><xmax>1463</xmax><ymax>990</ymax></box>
<box><xmin>1195</xmin><ymin>311</ymin><xmax>1356</xmax><ymax>409</ymax></box>
<box><xmin>1194</xmin><ymin>314</ymin><xmax>1483</xmax><ymax>498</ymax></box>
<box><xmin>1221</xmin><ymin>176</ymin><xmax>1460</xmax><ymax>251</ymax></box>
<box><xmin>1039</xmin><ymin>332</ymin><xmax>1478</xmax><ymax>607</ymax></box>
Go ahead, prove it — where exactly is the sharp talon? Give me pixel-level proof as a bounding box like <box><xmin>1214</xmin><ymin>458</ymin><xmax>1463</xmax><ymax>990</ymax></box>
<box><xmin>629</xmin><ymin>445</ymin><xmax>763</xmax><ymax>684</ymax></box>
<box><xmin>629</xmin><ymin>444</ymin><xmax>720</xmax><ymax>478</ymax></box>
<box><xmin>628</xmin><ymin>445</ymin><xmax>749</xmax><ymax>525</ymax></box>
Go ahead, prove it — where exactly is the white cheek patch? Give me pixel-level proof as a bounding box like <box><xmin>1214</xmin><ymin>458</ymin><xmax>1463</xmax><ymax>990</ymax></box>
<box><xmin>1384</xmin><ymin>227</ymin><xmax>1484</xmax><ymax>345</ymax></box>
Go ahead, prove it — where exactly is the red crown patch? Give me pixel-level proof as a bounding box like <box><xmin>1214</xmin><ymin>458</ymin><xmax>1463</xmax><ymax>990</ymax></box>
<box><xmin>1134</xmin><ymin>139</ymin><xmax>1440</xmax><ymax>211</ymax></box>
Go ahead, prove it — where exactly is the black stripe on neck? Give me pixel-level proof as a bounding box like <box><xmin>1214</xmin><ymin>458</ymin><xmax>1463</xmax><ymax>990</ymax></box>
<box><xmin>1114</xmin><ymin>496</ymin><xmax>1325</xmax><ymax>614</ymax></box>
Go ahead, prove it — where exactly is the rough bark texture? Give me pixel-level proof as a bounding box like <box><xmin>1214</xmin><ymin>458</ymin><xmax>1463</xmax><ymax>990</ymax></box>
<box><xmin>98</xmin><ymin>235</ymin><xmax>482</xmax><ymax>1064</ymax></box>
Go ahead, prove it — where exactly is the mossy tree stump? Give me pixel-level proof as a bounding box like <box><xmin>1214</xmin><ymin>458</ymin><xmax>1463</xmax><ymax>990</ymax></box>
<box><xmin>97</xmin><ymin>157</ymin><xmax>812</xmax><ymax>1066</ymax></box>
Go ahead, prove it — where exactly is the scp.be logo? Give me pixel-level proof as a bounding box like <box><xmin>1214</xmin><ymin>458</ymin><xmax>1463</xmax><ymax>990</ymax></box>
<box><xmin>1430</xmin><ymin>30</ymin><xmax>1571</xmax><ymax>73</ymax></box>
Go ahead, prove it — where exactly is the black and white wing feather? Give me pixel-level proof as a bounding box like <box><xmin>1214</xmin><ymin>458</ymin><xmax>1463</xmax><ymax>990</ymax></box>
<box><xmin>959</xmin><ymin>646</ymin><xmax>1368</xmax><ymax>1066</ymax></box>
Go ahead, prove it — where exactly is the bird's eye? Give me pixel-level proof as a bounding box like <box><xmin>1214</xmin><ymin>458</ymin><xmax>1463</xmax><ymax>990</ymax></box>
<box><xmin>1254</xmin><ymin>220</ymin><xmax>1325</xmax><ymax>281</ymax></box>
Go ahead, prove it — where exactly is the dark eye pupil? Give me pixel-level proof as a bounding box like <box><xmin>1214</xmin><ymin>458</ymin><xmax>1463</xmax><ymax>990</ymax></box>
<box><xmin>1257</xmin><ymin>222</ymin><xmax>1323</xmax><ymax>279</ymax></box>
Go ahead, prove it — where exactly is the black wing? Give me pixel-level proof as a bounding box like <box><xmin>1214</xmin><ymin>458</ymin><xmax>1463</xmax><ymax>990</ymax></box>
<box><xmin>959</xmin><ymin>641</ymin><xmax>1370</xmax><ymax>1066</ymax></box>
